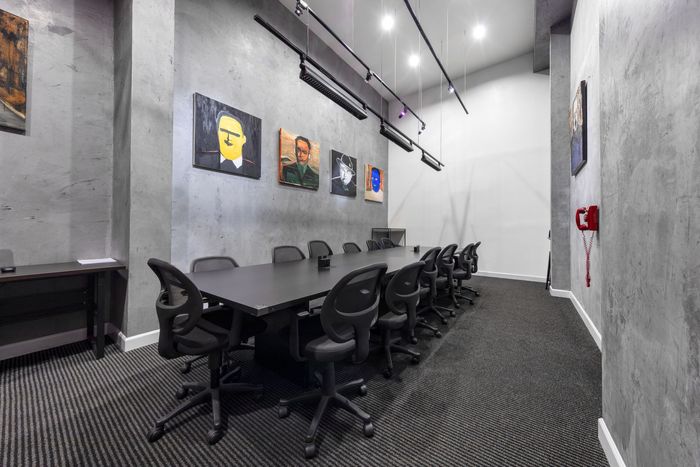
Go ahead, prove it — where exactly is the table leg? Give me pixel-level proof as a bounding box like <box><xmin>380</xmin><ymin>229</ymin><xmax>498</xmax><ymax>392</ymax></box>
<box><xmin>95</xmin><ymin>271</ymin><xmax>110</xmax><ymax>359</ymax></box>
<box><xmin>86</xmin><ymin>276</ymin><xmax>96</xmax><ymax>349</ymax></box>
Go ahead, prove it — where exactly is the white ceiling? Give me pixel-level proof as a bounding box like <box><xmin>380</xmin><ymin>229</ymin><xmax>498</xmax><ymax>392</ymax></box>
<box><xmin>278</xmin><ymin>0</ymin><xmax>535</xmax><ymax>99</ymax></box>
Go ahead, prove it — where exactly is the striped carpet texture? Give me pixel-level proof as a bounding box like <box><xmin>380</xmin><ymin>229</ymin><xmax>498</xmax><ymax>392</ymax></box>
<box><xmin>0</xmin><ymin>277</ymin><xmax>608</xmax><ymax>466</ymax></box>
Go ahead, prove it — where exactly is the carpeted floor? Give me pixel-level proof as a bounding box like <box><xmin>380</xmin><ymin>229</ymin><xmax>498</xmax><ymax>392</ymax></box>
<box><xmin>0</xmin><ymin>277</ymin><xmax>607</xmax><ymax>466</ymax></box>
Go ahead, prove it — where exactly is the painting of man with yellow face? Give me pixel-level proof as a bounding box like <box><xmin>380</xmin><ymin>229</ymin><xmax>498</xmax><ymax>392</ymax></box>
<box><xmin>193</xmin><ymin>93</ymin><xmax>261</xmax><ymax>179</ymax></box>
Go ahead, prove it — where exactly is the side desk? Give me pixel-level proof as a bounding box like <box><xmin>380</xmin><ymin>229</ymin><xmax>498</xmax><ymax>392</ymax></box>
<box><xmin>0</xmin><ymin>261</ymin><xmax>125</xmax><ymax>359</ymax></box>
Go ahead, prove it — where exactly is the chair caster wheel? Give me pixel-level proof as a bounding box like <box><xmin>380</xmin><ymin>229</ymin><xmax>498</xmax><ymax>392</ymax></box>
<box><xmin>304</xmin><ymin>443</ymin><xmax>318</xmax><ymax>459</ymax></box>
<box><xmin>435</xmin><ymin>331</ymin><xmax>442</xmax><ymax>338</ymax></box>
<box><xmin>450</xmin><ymin>310</ymin><xmax>456</xmax><ymax>317</ymax></box>
<box><xmin>207</xmin><ymin>428</ymin><xmax>224</xmax><ymax>445</ymax></box>
<box><xmin>383</xmin><ymin>368</ymin><xmax>393</xmax><ymax>379</ymax></box>
<box><xmin>180</xmin><ymin>363</ymin><xmax>192</xmax><ymax>374</ymax></box>
<box><xmin>358</xmin><ymin>384</ymin><xmax>368</xmax><ymax>396</ymax></box>
<box><xmin>410</xmin><ymin>336</ymin><xmax>418</xmax><ymax>344</ymax></box>
<box><xmin>411</xmin><ymin>355</ymin><xmax>421</xmax><ymax>364</ymax></box>
<box><xmin>474</xmin><ymin>292</ymin><xmax>480</xmax><ymax>297</ymax></box>
<box><xmin>175</xmin><ymin>387</ymin><xmax>189</xmax><ymax>400</ymax></box>
<box><xmin>441</xmin><ymin>318</ymin><xmax>448</xmax><ymax>324</ymax></box>
<box><xmin>363</xmin><ymin>422</ymin><xmax>375</xmax><ymax>437</ymax></box>
<box><xmin>278</xmin><ymin>406</ymin><xmax>289</xmax><ymax>418</ymax></box>
<box><xmin>147</xmin><ymin>425</ymin><xmax>164</xmax><ymax>443</ymax></box>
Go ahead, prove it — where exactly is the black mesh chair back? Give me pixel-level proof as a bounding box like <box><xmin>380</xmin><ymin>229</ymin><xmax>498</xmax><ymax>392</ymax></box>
<box><xmin>273</xmin><ymin>245</ymin><xmax>306</xmax><ymax>263</ymax></box>
<box><xmin>147</xmin><ymin>258</ymin><xmax>204</xmax><ymax>359</ymax></box>
<box><xmin>190</xmin><ymin>256</ymin><xmax>238</xmax><ymax>272</ymax></box>
<box><xmin>308</xmin><ymin>240</ymin><xmax>333</xmax><ymax>258</ymax></box>
<box><xmin>457</xmin><ymin>244</ymin><xmax>474</xmax><ymax>278</ymax></box>
<box><xmin>366</xmin><ymin>239</ymin><xmax>382</xmax><ymax>251</ymax></box>
<box><xmin>380</xmin><ymin>237</ymin><xmax>395</xmax><ymax>249</ymax></box>
<box><xmin>385</xmin><ymin>261</ymin><xmax>425</xmax><ymax>331</ymax></box>
<box><xmin>320</xmin><ymin>263</ymin><xmax>387</xmax><ymax>362</ymax></box>
<box><xmin>437</xmin><ymin>244</ymin><xmax>458</xmax><ymax>275</ymax></box>
<box><xmin>342</xmin><ymin>242</ymin><xmax>362</xmax><ymax>254</ymax></box>
<box><xmin>420</xmin><ymin>247</ymin><xmax>441</xmax><ymax>297</ymax></box>
<box><xmin>471</xmin><ymin>241</ymin><xmax>481</xmax><ymax>273</ymax></box>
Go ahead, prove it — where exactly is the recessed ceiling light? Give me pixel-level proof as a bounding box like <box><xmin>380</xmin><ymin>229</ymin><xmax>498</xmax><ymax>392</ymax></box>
<box><xmin>408</xmin><ymin>54</ymin><xmax>420</xmax><ymax>68</ymax></box>
<box><xmin>381</xmin><ymin>14</ymin><xmax>394</xmax><ymax>31</ymax></box>
<box><xmin>472</xmin><ymin>23</ymin><xmax>486</xmax><ymax>41</ymax></box>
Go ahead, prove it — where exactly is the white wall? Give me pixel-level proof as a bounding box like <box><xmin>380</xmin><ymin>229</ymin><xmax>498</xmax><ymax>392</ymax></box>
<box><xmin>388</xmin><ymin>54</ymin><xmax>550</xmax><ymax>280</ymax></box>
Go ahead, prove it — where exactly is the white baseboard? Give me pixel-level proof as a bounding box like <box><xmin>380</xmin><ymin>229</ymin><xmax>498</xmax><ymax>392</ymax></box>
<box><xmin>548</xmin><ymin>288</ymin><xmax>602</xmax><ymax>350</ymax></box>
<box><xmin>474</xmin><ymin>270</ymin><xmax>546</xmax><ymax>283</ymax></box>
<box><xmin>0</xmin><ymin>323</ymin><xmax>119</xmax><ymax>361</ymax></box>
<box><xmin>598</xmin><ymin>418</ymin><xmax>627</xmax><ymax>467</ymax></box>
<box><xmin>117</xmin><ymin>328</ymin><xmax>159</xmax><ymax>352</ymax></box>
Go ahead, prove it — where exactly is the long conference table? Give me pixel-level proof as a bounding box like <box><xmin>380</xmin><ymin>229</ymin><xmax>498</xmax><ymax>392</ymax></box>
<box><xmin>187</xmin><ymin>247</ymin><xmax>426</xmax><ymax>382</ymax></box>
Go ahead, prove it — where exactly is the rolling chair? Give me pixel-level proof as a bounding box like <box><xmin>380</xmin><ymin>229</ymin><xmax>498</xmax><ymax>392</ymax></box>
<box><xmin>466</xmin><ymin>241</ymin><xmax>481</xmax><ymax>296</ymax></box>
<box><xmin>342</xmin><ymin>242</ymin><xmax>362</xmax><ymax>254</ymax></box>
<box><xmin>453</xmin><ymin>245</ymin><xmax>475</xmax><ymax>305</ymax></box>
<box><xmin>278</xmin><ymin>263</ymin><xmax>387</xmax><ymax>459</ymax></box>
<box><xmin>146</xmin><ymin>259</ymin><xmax>263</xmax><ymax>445</ymax></box>
<box><xmin>376</xmin><ymin>261</ymin><xmax>424</xmax><ymax>378</ymax></box>
<box><xmin>273</xmin><ymin>245</ymin><xmax>306</xmax><ymax>263</ymax></box>
<box><xmin>380</xmin><ymin>237</ymin><xmax>396</xmax><ymax>249</ymax></box>
<box><xmin>366</xmin><ymin>239</ymin><xmax>382</xmax><ymax>251</ymax></box>
<box><xmin>308</xmin><ymin>240</ymin><xmax>333</xmax><ymax>258</ymax></box>
<box><xmin>435</xmin><ymin>244</ymin><xmax>462</xmax><ymax>314</ymax></box>
<box><xmin>416</xmin><ymin>247</ymin><xmax>444</xmax><ymax>337</ymax></box>
<box><xmin>180</xmin><ymin>256</ymin><xmax>263</xmax><ymax>375</ymax></box>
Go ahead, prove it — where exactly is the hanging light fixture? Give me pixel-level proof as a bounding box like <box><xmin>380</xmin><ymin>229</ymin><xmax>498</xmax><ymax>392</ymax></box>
<box><xmin>421</xmin><ymin>151</ymin><xmax>442</xmax><ymax>171</ymax></box>
<box><xmin>299</xmin><ymin>60</ymin><xmax>367</xmax><ymax>120</ymax></box>
<box><xmin>380</xmin><ymin>122</ymin><xmax>414</xmax><ymax>152</ymax></box>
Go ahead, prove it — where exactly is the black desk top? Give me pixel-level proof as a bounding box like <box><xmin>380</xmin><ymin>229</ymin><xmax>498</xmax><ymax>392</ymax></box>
<box><xmin>187</xmin><ymin>247</ymin><xmax>426</xmax><ymax>316</ymax></box>
<box><xmin>0</xmin><ymin>261</ymin><xmax>125</xmax><ymax>283</ymax></box>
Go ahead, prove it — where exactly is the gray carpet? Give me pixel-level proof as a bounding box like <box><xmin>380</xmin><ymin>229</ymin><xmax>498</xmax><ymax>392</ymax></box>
<box><xmin>0</xmin><ymin>277</ymin><xmax>608</xmax><ymax>466</ymax></box>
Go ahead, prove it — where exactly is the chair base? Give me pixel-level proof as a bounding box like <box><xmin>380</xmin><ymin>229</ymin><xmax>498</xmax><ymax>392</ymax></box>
<box><xmin>416</xmin><ymin>319</ymin><xmax>442</xmax><ymax>338</ymax></box>
<box><xmin>180</xmin><ymin>342</ymin><xmax>255</xmax><ymax>374</ymax></box>
<box><xmin>279</xmin><ymin>363</ymin><xmax>373</xmax><ymax>459</ymax></box>
<box><xmin>379</xmin><ymin>332</ymin><xmax>420</xmax><ymax>379</ymax></box>
<box><xmin>419</xmin><ymin>303</ymin><xmax>448</xmax><ymax>324</ymax></box>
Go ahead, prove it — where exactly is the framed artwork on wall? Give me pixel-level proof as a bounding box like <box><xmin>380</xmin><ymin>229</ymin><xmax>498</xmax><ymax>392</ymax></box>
<box><xmin>570</xmin><ymin>80</ymin><xmax>587</xmax><ymax>176</ymax></box>
<box><xmin>364</xmin><ymin>163</ymin><xmax>385</xmax><ymax>203</ymax></box>
<box><xmin>279</xmin><ymin>128</ymin><xmax>320</xmax><ymax>190</ymax></box>
<box><xmin>192</xmin><ymin>93</ymin><xmax>262</xmax><ymax>179</ymax></box>
<box><xmin>330</xmin><ymin>150</ymin><xmax>357</xmax><ymax>197</ymax></box>
<box><xmin>0</xmin><ymin>9</ymin><xmax>29</xmax><ymax>133</ymax></box>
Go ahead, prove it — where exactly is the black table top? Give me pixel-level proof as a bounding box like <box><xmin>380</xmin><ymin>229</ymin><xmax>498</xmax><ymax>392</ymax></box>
<box><xmin>187</xmin><ymin>247</ymin><xmax>427</xmax><ymax>316</ymax></box>
<box><xmin>0</xmin><ymin>261</ymin><xmax>125</xmax><ymax>283</ymax></box>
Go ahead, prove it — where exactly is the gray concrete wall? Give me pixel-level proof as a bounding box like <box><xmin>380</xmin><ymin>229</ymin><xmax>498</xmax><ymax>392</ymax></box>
<box><xmin>569</xmin><ymin>0</ymin><xmax>602</xmax><ymax>331</ymax></box>
<box><xmin>0</xmin><ymin>0</ymin><xmax>114</xmax><ymax>345</ymax></box>
<box><xmin>170</xmin><ymin>0</ymin><xmax>389</xmax><ymax>270</ymax></box>
<box><xmin>549</xmin><ymin>33</ymin><xmax>571</xmax><ymax>291</ymax></box>
<box><xmin>599</xmin><ymin>0</ymin><xmax>700</xmax><ymax>465</ymax></box>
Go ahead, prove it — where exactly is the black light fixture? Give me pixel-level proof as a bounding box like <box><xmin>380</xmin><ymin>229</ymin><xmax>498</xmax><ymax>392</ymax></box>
<box><xmin>380</xmin><ymin>122</ymin><xmax>414</xmax><ymax>152</ymax></box>
<box><xmin>418</xmin><ymin>123</ymin><xmax>426</xmax><ymax>135</ymax></box>
<box><xmin>299</xmin><ymin>60</ymin><xmax>367</xmax><ymax>120</ymax></box>
<box><xmin>295</xmin><ymin>0</ymin><xmax>307</xmax><ymax>16</ymax></box>
<box><xmin>398</xmin><ymin>106</ymin><xmax>407</xmax><ymax>119</ymax></box>
<box><xmin>365</xmin><ymin>71</ymin><xmax>372</xmax><ymax>82</ymax></box>
<box><xmin>421</xmin><ymin>151</ymin><xmax>442</xmax><ymax>171</ymax></box>
<box><xmin>448</xmin><ymin>84</ymin><xmax>455</xmax><ymax>94</ymax></box>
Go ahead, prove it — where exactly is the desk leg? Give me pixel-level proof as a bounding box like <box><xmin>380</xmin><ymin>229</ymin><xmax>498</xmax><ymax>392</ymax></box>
<box><xmin>94</xmin><ymin>271</ymin><xmax>110</xmax><ymax>359</ymax></box>
<box><xmin>86</xmin><ymin>276</ymin><xmax>96</xmax><ymax>348</ymax></box>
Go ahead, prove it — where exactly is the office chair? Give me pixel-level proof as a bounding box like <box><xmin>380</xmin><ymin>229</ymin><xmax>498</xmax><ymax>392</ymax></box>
<box><xmin>180</xmin><ymin>256</ymin><xmax>264</xmax><ymax>375</ymax></box>
<box><xmin>380</xmin><ymin>237</ymin><xmax>396</xmax><ymax>249</ymax></box>
<box><xmin>416</xmin><ymin>247</ymin><xmax>444</xmax><ymax>337</ymax></box>
<box><xmin>453</xmin><ymin>245</ymin><xmax>475</xmax><ymax>305</ymax></box>
<box><xmin>273</xmin><ymin>245</ymin><xmax>306</xmax><ymax>263</ymax></box>
<box><xmin>308</xmin><ymin>240</ymin><xmax>333</xmax><ymax>258</ymax></box>
<box><xmin>278</xmin><ymin>263</ymin><xmax>387</xmax><ymax>459</ymax></box>
<box><xmin>366</xmin><ymin>239</ymin><xmax>382</xmax><ymax>251</ymax></box>
<box><xmin>342</xmin><ymin>242</ymin><xmax>362</xmax><ymax>254</ymax></box>
<box><xmin>376</xmin><ymin>261</ymin><xmax>424</xmax><ymax>378</ymax></box>
<box><xmin>435</xmin><ymin>244</ymin><xmax>461</xmax><ymax>314</ymax></box>
<box><xmin>146</xmin><ymin>259</ymin><xmax>263</xmax><ymax>445</ymax></box>
<box><xmin>465</xmin><ymin>241</ymin><xmax>481</xmax><ymax>296</ymax></box>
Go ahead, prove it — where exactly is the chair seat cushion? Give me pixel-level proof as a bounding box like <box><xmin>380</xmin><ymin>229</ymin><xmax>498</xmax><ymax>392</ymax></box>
<box><xmin>453</xmin><ymin>270</ymin><xmax>468</xmax><ymax>280</ymax></box>
<box><xmin>436</xmin><ymin>276</ymin><xmax>449</xmax><ymax>288</ymax></box>
<box><xmin>174</xmin><ymin>325</ymin><xmax>228</xmax><ymax>355</ymax></box>
<box><xmin>377</xmin><ymin>311</ymin><xmax>407</xmax><ymax>330</ymax></box>
<box><xmin>304</xmin><ymin>335</ymin><xmax>356</xmax><ymax>362</ymax></box>
<box><xmin>420</xmin><ymin>286</ymin><xmax>430</xmax><ymax>298</ymax></box>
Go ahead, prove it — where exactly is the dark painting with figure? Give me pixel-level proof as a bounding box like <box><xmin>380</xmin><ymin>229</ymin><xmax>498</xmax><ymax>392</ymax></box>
<box><xmin>330</xmin><ymin>150</ymin><xmax>357</xmax><ymax>197</ymax></box>
<box><xmin>0</xmin><ymin>9</ymin><xmax>28</xmax><ymax>133</ymax></box>
<box><xmin>569</xmin><ymin>80</ymin><xmax>587</xmax><ymax>175</ymax></box>
<box><xmin>193</xmin><ymin>93</ymin><xmax>261</xmax><ymax>179</ymax></box>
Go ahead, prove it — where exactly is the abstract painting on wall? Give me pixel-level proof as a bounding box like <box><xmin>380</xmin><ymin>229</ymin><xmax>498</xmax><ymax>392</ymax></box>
<box><xmin>0</xmin><ymin>9</ymin><xmax>29</xmax><ymax>133</ymax></box>
<box><xmin>569</xmin><ymin>80</ymin><xmax>587</xmax><ymax>175</ymax></box>
<box><xmin>330</xmin><ymin>150</ymin><xmax>357</xmax><ymax>197</ymax></box>
<box><xmin>364</xmin><ymin>163</ymin><xmax>385</xmax><ymax>203</ymax></box>
<box><xmin>193</xmin><ymin>93</ymin><xmax>261</xmax><ymax>179</ymax></box>
<box><xmin>279</xmin><ymin>128</ymin><xmax>320</xmax><ymax>190</ymax></box>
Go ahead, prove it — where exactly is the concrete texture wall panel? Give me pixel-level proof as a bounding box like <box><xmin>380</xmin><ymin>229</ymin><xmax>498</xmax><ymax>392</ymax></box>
<box><xmin>0</xmin><ymin>0</ymin><xmax>114</xmax><ymax>265</ymax></box>
<box><xmin>599</xmin><ymin>0</ymin><xmax>700</xmax><ymax>465</ymax></box>
<box><xmin>569</xmin><ymin>0</ymin><xmax>602</xmax><ymax>331</ymax></box>
<box><xmin>550</xmin><ymin>33</ymin><xmax>571</xmax><ymax>291</ymax></box>
<box><xmin>170</xmin><ymin>0</ymin><xmax>388</xmax><ymax>270</ymax></box>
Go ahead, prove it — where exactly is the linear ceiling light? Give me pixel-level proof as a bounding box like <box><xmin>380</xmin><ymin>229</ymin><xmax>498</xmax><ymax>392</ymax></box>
<box><xmin>380</xmin><ymin>122</ymin><xmax>414</xmax><ymax>152</ymax></box>
<box><xmin>299</xmin><ymin>60</ymin><xmax>367</xmax><ymax>120</ymax></box>
<box><xmin>421</xmin><ymin>151</ymin><xmax>443</xmax><ymax>171</ymax></box>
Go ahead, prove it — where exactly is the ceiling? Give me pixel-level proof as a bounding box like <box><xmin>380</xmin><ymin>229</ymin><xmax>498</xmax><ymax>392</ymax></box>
<box><xmin>278</xmin><ymin>0</ymin><xmax>536</xmax><ymax>99</ymax></box>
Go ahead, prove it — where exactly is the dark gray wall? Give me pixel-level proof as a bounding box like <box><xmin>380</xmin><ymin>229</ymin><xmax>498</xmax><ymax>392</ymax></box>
<box><xmin>170</xmin><ymin>0</ymin><xmax>389</xmax><ymax>270</ymax></box>
<box><xmin>0</xmin><ymin>0</ymin><xmax>114</xmax><ymax>345</ymax></box>
<box><xmin>599</xmin><ymin>0</ymin><xmax>700</xmax><ymax>465</ymax></box>
<box><xmin>549</xmin><ymin>33</ymin><xmax>571</xmax><ymax>291</ymax></box>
